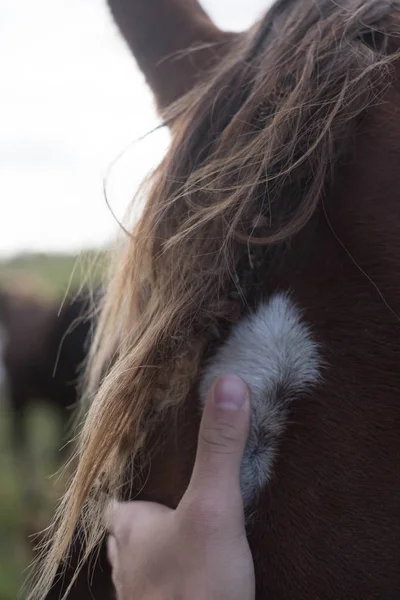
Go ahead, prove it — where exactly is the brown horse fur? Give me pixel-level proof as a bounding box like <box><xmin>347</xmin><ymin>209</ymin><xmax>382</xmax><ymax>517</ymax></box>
<box><xmin>34</xmin><ymin>0</ymin><xmax>400</xmax><ymax>598</ymax></box>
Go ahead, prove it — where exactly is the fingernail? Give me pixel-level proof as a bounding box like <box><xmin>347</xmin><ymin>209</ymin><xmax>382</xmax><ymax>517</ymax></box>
<box><xmin>107</xmin><ymin>534</ymin><xmax>118</xmax><ymax>566</ymax></box>
<box><xmin>213</xmin><ymin>375</ymin><xmax>248</xmax><ymax>411</ymax></box>
<box><xmin>104</xmin><ymin>499</ymin><xmax>119</xmax><ymax>529</ymax></box>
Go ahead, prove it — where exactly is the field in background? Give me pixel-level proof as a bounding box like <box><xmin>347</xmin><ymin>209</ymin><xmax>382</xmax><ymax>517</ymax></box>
<box><xmin>0</xmin><ymin>250</ymin><xmax>106</xmax><ymax>599</ymax></box>
<box><xmin>0</xmin><ymin>249</ymin><xmax>107</xmax><ymax>300</ymax></box>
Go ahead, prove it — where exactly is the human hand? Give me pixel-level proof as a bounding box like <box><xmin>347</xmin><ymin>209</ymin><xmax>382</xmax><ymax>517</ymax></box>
<box><xmin>106</xmin><ymin>374</ymin><xmax>255</xmax><ymax>600</ymax></box>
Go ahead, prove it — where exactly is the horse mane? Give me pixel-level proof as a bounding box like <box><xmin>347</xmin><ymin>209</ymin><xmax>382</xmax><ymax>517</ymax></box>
<box><xmin>30</xmin><ymin>0</ymin><xmax>400</xmax><ymax>597</ymax></box>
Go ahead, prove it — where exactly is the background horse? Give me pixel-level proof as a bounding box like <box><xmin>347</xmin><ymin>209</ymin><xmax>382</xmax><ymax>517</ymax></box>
<box><xmin>0</xmin><ymin>289</ymin><xmax>93</xmax><ymax>507</ymax></box>
<box><xmin>37</xmin><ymin>0</ymin><xmax>400</xmax><ymax>598</ymax></box>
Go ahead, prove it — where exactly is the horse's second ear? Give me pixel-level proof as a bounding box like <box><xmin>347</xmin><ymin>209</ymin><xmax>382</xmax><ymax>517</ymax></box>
<box><xmin>107</xmin><ymin>0</ymin><xmax>237</xmax><ymax>111</ymax></box>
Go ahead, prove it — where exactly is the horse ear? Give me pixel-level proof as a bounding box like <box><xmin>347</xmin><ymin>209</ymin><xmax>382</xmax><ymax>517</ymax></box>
<box><xmin>107</xmin><ymin>0</ymin><xmax>237</xmax><ymax>111</ymax></box>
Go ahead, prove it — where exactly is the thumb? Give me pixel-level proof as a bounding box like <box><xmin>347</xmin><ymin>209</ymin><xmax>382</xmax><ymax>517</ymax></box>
<box><xmin>185</xmin><ymin>375</ymin><xmax>250</xmax><ymax>505</ymax></box>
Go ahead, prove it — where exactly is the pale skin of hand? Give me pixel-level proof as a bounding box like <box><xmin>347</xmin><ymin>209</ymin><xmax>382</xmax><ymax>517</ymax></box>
<box><xmin>106</xmin><ymin>374</ymin><xmax>255</xmax><ymax>600</ymax></box>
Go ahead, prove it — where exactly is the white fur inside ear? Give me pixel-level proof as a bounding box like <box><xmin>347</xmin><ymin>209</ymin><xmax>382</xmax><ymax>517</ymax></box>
<box><xmin>199</xmin><ymin>293</ymin><xmax>321</xmax><ymax>508</ymax></box>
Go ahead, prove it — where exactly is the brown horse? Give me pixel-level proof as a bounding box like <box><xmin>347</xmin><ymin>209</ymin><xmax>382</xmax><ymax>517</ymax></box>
<box><xmin>36</xmin><ymin>0</ymin><xmax>400</xmax><ymax>599</ymax></box>
<box><xmin>0</xmin><ymin>289</ymin><xmax>93</xmax><ymax>505</ymax></box>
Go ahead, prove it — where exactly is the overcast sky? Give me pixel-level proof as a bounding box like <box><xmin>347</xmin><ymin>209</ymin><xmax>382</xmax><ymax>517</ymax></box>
<box><xmin>0</xmin><ymin>0</ymin><xmax>267</xmax><ymax>257</ymax></box>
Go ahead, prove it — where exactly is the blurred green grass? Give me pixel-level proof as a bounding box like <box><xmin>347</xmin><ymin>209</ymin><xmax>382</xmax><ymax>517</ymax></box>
<box><xmin>0</xmin><ymin>250</ymin><xmax>106</xmax><ymax>599</ymax></box>
<box><xmin>0</xmin><ymin>249</ymin><xmax>107</xmax><ymax>300</ymax></box>
<box><xmin>0</xmin><ymin>401</ymin><xmax>62</xmax><ymax>599</ymax></box>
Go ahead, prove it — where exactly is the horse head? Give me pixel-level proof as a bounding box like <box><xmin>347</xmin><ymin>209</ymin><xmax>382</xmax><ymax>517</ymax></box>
<box><xmin>35</xmin><ymin>1</ymin><xmax>400</xmax><ymax>598</ymax></box>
